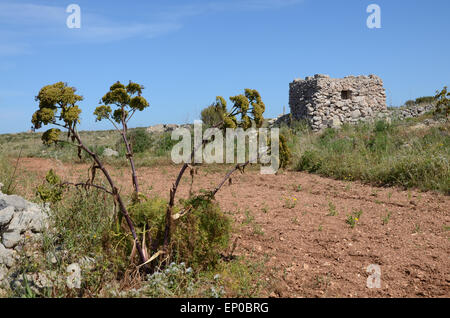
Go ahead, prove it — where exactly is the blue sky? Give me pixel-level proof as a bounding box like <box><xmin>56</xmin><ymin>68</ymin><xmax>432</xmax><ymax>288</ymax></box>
<box><xmin>0</xmin><ymin>0</ymin><xmax>449</xmax><ymax>134</ymax></box>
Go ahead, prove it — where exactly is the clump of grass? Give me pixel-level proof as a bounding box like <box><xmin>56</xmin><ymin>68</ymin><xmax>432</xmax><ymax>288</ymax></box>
<box><xmin>0</xmin><ymin>148</ymin><xmax>23</xmax><ymax>195</ymax></box>
<box><xmin>0</xmin><ymin>154</ymin><xmax>13</xmax><ymax>193</ymax></box>
<box><xmin>11</xmin><ymin>188</ymin><xmax>128</xmax><ymax>298</ymax></box>
<box><xmin>283</xmin><ymin>197</ymin><xmax>297</xmax><ymax>209</ymax></box>
<box><xmin>346</xmin><ymin>209</ymin><xmax>363</xmax><ymax>229</ymax></box>
<box><xmin>294</xmin><ymin>119</ymin><xmax>450</xmax><ymax>194</ymax></box>
<box><xmin>382</xmin><ymin>211</ymin><xmax>392</xmax><ymax>225</ymax></box>
<box><xmin>242</xmin><ymin>208</ymin><xmax>255</xmax><ymax>225</ymax></box>
<box><xmin>261</xmin><ymin>203</ymin><xmax>269</xmax><ymax>214</ymax></box>
<box><xmin>327</xmin><ymin>202</ymin><xmax>338</xmax><ymax>216</ymax></box>
<box><xmin>251</xmin><ymin>223</ymin><xmax>265</xmax><ymax>236</ymax></box>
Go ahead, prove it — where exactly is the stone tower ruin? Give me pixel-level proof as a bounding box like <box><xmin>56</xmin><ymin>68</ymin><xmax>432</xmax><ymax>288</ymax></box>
<box><xmin>289</xmin><ymin>74</ymin><xmax>387</xmax><ymax>130</ymax></box>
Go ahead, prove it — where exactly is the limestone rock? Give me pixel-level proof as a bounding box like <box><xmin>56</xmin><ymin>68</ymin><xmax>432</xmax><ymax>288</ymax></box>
<box><xmin>0</xmin><ymin>243</ymin><xmax>16</xmax><ymax>267</ymax></box>
<box><xmin>351</xmin><ymin>110</ymin><xmax>361</xmax><ymax>119</ymax></box>
<box><xmin>0</xmin><ymin>188</ymin><xmax>49</xmax><ymax>286</ymax></box>
<box><xmin>2</xmin><ymin>231</ymin><xmax>22</xmax><ymax>249</ymax></box>
<box><xmin>8</xmin><ymin>211</ymin><xmax>33</xmax><ymax>233</ymax></box>
<box><xmin>103</xmin><ymin>148</ymin><xmax>119</xmax><ymax>157</ymax></box>
<box><xmin>0</xmin><ymin>195</ymin><xmax>29</xmax><ymax>211</ymax></box>
<box><xmin>147</xmin><ymin>124</ymin><xmax>180</xmax><ymax>133</ymax></box>
<box><xmin>330</xmin><ymin>116</ymin><xmax>342</xmax><ymax>128</ymax></box>
<box><xmin>164</xmin><ymin>124</ymin><xmax>179</xmax><ymax>132</ymax></box>
<box><xmin>0</xmin><ymin>206</ymin><xmax>14</xmax><ymax>226</ymax></box>
<box><xmin>146</xmin><ymin>124</ymin><xmax>165</xmax><ymax>133</ymax></box>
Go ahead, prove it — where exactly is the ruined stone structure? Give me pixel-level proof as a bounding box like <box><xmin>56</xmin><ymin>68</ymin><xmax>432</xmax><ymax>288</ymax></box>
<box><xmin>289</xmin><ymin>74</ymin><xmax>387</xmax><ymax>130</ymax></box>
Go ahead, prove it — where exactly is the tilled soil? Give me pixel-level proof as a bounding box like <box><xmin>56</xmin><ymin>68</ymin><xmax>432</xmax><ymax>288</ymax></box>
<box><xmin>18</xmin><ymin>158</ymin><xmax>450</xmax><ymax>298</ymax></box>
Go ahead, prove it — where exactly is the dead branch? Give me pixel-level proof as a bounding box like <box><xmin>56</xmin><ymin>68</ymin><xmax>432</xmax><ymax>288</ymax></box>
<box><xmin>137</xmin><ymin>250</ymin><xmax>164</xmax><ymax>268</ymax></box>
<box><xmin>210</xmin><ymin>160</ymin><xmax>250</xmax><ymax>197</ymax></box>
<box><xmin>59</xmin><ymin>181</ymin><xmax>113</xmax><ymax>195</ymax></box>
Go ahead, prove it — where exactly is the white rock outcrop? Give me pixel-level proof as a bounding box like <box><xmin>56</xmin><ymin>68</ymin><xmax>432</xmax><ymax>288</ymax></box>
<box><xmin>0</xmin><ymin>184</ymin><xmax>49</xmax><ymax>294</ymax></box>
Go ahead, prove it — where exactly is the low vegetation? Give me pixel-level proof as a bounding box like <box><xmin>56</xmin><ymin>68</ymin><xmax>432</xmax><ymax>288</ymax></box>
<box><xmin>292</xmin><ymin>117</ymin><xmax>449</xmax><ymax>194</ymax></box>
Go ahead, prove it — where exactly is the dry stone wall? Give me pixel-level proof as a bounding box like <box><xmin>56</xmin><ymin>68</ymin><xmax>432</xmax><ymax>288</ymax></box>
<box><xmin>0</xmin><ymin>185</ymin><xmax>86</xmax><ymax>296</ymax></box>
<box><xmin>388</xmin><ymin>103</ymin><xmax>436</xmax><ymax>121</ymax></box>
<box><xmin>289</xmin><ymin>74</ymin><xmax>387</xmax><ymax>130</ymax></box>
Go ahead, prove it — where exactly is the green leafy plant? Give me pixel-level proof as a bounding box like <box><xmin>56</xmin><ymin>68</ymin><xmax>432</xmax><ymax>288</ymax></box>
<box><xmin>36</xmin><ymin>169</ymin><xmax>63</xmax><ymax>203</ymax></box>
<box><xmin>126</xmin><ymin>128</ymin><xmax>152</xmax><ymax>154</ymax></box>
<box><xmin>405</xmin><ymin>100</ymin><xmax>415</xmax><ymax>107</ymax></box>
<box><xmin>327</xmin><ymin>202</ymin><xmax>338</xmax><ymax>216</ymax></box>
<box><xmin>382</xmin><ymin>211</ymin><xmax>391</xmax><ymax>225</ymax></box>
<box><xmin>161</xmin><ymin>88</ymin><xmax>291</xmax><ymax>263</ymax></box>
<box><xmin>173</xmin><ymin>195</ymin><xmax>231</xmax><ymax>269</ymax></box>
<box><xmin>415</xmin><ymin>96</ymin><xmax>435</xmax><ymax>104</ymax></box>
<box><xmin>203</xmin><ymin>90</ymin><xmax>291</xmax><ymax>168</ymax></box>
<box><xmin>94</xmin><ymin>81</ymin><xmax>150</xmax><ymax>196</ymax></box>
<box><xmin>435</xmin><ymin>86</ymin><xmax>449</xmax><ymax>117</ymax></box>
<box><xmin>283</xmin><ymin>197</ymin><xmax>297</xmax><ymax>209</ymax></box>
<box><xmin>346</xmin><ymin>209</ymin><xmax>363</xmax><ymax>228</ymax></box>
<box><xmin>31</xmin><ymin>81</ymin><xmax>150</xmax><ymax>267</ymax></box>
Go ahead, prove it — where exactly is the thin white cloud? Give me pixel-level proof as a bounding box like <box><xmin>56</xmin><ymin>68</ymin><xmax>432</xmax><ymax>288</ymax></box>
<box><xmin>0</xmin><ymin>2</ymin><xmax>182</xmax><ymax>46</ymax></box>
<box><xmin>0</xmin><ymin>0</ymin><xmax>303</xmax><ymax>51</ymax></box>
<box><xmin>0</xmin><ymin>43</ymin><xmax>31</xmax><ymax>56</ymax></box>
<box><xmin>63</xmin><ymin>23</ymin><xmax>182</xmax><ymax>43</ymax></box>
<box><xmin>0</xmin><ymin>2</ymin><xmax>65</xmax><ymax>25</ymax></box>
<box><xmin>157</xmin><ymin>0</ymin><xmax>304</xmax><ymax>21</ymax></box>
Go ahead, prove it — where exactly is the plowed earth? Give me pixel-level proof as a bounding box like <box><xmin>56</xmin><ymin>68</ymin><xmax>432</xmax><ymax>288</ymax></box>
<box><xmin>18</xmin><ymin>158</ymin><xmax>450</xmax><ymax>298</ymax></box>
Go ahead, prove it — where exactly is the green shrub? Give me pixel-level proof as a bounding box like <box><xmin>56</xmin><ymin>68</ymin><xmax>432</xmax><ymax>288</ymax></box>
<box><xmin>114</xmin><ymin>128</ymin><xmax>152</xmax><ymax>156</ymax></box>
<box><xmin>435</xmin><ymin>86</ymin><xmax>449</xmax><ymax>117</ymax></box>
<box><xmin>415</xmin><ymin>96</ymin><xmax>435</xmax><ymax>104</ymax></box>
<box><xmin>128</xmin><ymin>196</ymin><xmax>169</xmax><ymax>250</ymax></box>
<box><xmin>127</xmin><ymin>128</ymin><xmax>152</xmax><ymax>154</ymax></box>
<box><xmin>405</xmin><ymin>100</ymin><xmax>415</xmax><ymax>107</ymax></box>
<box><xmin>172</xmin><ymin>199</ymin><xmax>231</xmax><ymax>269</ymax></box>
<box><xmin>201</xmin><ymin>104</ymin><xmax>224</xmax><ymax>128</ymax></box>
<box><xmin>129</xmin><ymin>195</ymin><xmax>231</xmax><ymax>270</ymax></box>
<box><xmin>296</xmin><ymin>150</ymin><xmax>323</xmax><ymax>172</ymax></box>
<box><xmin>154</xmin><ymin>132</ymin><xmax>179</xmax><ymax>157</ymax></box>
<box><xmin>36</xmin><ymin>169</ymin><xmax>63</xmax><ymax>203</ymax></box>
